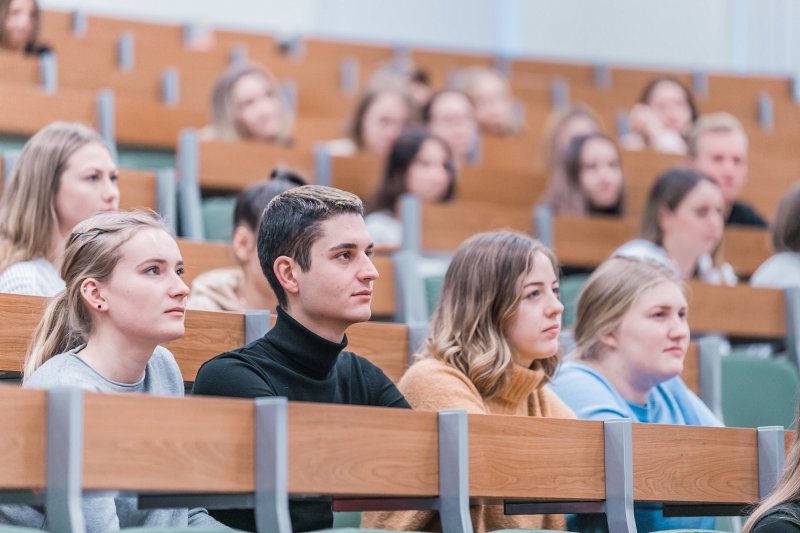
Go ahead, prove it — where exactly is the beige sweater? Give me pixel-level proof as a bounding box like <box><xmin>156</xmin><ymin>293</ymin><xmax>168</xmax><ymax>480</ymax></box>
<box><xmin>362</xmin><ymin>357</ymin><xmax>575</xmax><ymax>532</ymax></box>
<box><xmin>186</xmin><ymin>267</ymin><xmax>245</xmax><ymax>313</ymax></box>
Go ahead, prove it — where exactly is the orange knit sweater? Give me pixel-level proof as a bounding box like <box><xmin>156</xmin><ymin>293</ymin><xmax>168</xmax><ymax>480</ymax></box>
<box><xmin>361</xmin><ymin>357</ymin><xmax>575</xmax><ymax>532</ymax></box>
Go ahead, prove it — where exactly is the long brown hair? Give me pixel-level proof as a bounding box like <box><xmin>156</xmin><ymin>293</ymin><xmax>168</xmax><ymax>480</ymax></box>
<box><xmin>0</xmin><ymin>0</ymin><xmax>41</xmax><ymax>51</ymax></box>
<box><xmin>24</xmin><ymin>211</ymin><xmax>168</xmax><ymax>380</ymax></box>
<box><xmin>419</xmin><ymin>231</ymin><xmax>560</xmax><ymax>399</ymax></box>
<box><xmin>0</xmin><ymin>122</ymin><xmax>109</xmax><ymax>272</ymax></box>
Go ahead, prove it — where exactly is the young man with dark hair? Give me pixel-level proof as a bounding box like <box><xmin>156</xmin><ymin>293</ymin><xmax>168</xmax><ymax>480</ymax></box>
<box><xmin>192</xmin><ymin>185</ymin><xmax>408</xmax><ymax>533</ymax></box>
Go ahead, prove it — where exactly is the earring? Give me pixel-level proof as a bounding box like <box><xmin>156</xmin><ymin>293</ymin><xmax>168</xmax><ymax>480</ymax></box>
<box><xmin>97</xmin><ymin>304</ymin><xmax>102</xmax><ymax>310</ymax></box>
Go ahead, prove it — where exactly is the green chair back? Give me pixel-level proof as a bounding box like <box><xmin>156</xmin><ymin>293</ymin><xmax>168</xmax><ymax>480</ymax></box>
<box><xmin>722</xmin><ymin>351</ymin><xmax>800</xmax><ymax>428</ymax></box>
<box><xmin>560</xmin><ymin>273</ymin><xmax>590</xmax><ymax>329</ymax></box>
<box><xmin>424</xmin><ymin>274</ymin><xmax>445</xmax><ymax>319</ymax></box>
<box><xmin>201</xmin><ymin>196</ymin><xmax>237</xmax><ymax>243</ymax></box>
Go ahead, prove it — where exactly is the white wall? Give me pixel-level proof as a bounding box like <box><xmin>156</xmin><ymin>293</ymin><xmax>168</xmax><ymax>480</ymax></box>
<box><xmin>39</xmin><ymin>0</ymin><xmax>800</xmax><ymax>76</ymax></box>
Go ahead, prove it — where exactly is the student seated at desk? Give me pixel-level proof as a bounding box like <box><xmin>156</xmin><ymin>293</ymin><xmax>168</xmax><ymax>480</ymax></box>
<box><xmin>363</xmin><ymin>231</ymin><xmax>574</xmax><ymax>532</ymax></box>
<box><xmin>751</xmin><ymin>183</ymin><xmax>800</xmax><ymax>289</ymax></box>
<box><xmin>188</xmin><ymin>169</ymin><xmax>303</xmax><ymax>312</ymax></box>
<box><xmin>364</xmin><ymin>127</ymin><xmax>457</xmax><ymax>247</ymax></box>
<box><xmin>192</xmin><ymin>185</ymin><xmax>408</xmax><ymax>533</ymax></box>
<box><xmin>202</xmin><ymin>63</ymin><xmax>293</xmax><ymax>145</ymax></box>
<box><xmin>549</xmin><ymin>256</ymin><xmax>721</xmax><ymax>533</ymax></box>
<box><xmin>613</xmin><ymin>167</ymin><xmax>736</xmax><ymax>285</ymax></box>
<box><xmin>0</xmin><ymin>0</ymin><xmax>49</xmax><ymax>55</ymax></box>
<box><xmin>0</xmin><ymin>122</ymin><xmax>119</xmax><ymax>296</ymax></box>
<box><xmin>0</xmin><ymin>211</ymin><xmax>226</xmax><ymax>531</ymax></box>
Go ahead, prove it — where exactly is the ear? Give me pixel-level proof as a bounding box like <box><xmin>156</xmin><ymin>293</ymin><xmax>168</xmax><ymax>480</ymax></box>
<box><xmin>598</xmin><ymin>328</ymin><xmax>618</xmax><ymax>351</ymax></box>
<box><xmin>79</xmin><ymin>278</ymin><xmax>107</xmax><ymax>312</ymax></box>
<box><xmin>231</xmin><ymin>225</ymin><xmax>255</xmax><ymax>264</ymax></box>
<box><xmin>273</xmin><ymin>256</ymin><xmax>301</xmax><ymax>296</ymax></box>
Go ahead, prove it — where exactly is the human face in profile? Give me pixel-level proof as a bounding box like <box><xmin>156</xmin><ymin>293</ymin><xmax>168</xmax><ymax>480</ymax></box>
<box><xmin>288</xmin><ymin>214</ymin><xmax>379</xmax><ymax>342</ymax></box>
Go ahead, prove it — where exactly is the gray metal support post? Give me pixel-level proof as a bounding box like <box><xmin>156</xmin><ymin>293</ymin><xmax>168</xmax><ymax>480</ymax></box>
<box><xmin>46</xmin><ymin>388</ymin><xmax>85</xmax><ymax>533</ymax></box>
<box><xmin>593</xmin><ymin>64</ymin><xmax>611</xmax><ymax>89</ymax></box>
<box><xmin>533</xmin><ymin>204</ymin><xmax>554</xmax><ymax>248</ymax></box>
<box><xmin>245</xmin><ymin>311</ymin><xmax>271</xmax><ymax>344</ymax></box>
<box><xmin>550</xmin><ymin>77</ymin><xmax>569</xmax><ymax>109</ymax></box>
<box><xmin>313</xmin><ymin>144</ymin><xmax>332</xmax><ymax>186</ymax></box>
<box><xmin>95</xmin><ymin>90</ymin><xmax>118</xmax><ymax>163</ymax></box>
<box><xmin>692</xmin><ymin>71</ymin><xmax>708</xmax><ymax>98</ymax></box>
<box><xmin>696</xmin><ymin>336</ymin><xmax>725</xmax><ymax>421</ymax></box>
<box><xmin>399</xmin><ymin>194</ymin><xmax>421</xmax><ymax>254</ymax></box>
<box><xmin>437</xmin><ymin>410</ymin><xmax>473</xmax><ymax>533</ymax></box>
<box><xmin>117</xmin><ymin>32</ymin><xmax>135</xmax><ymax>71</ymax></box>
<box><xmin>758</xmin><ymin>92</ymin><xmax>774</xmax><ymax>132</ymax></box>
<box><xmin>155</xmin><ymin>168</ymin><xmax>178</xmax><ymax>235</ymax></box>
<box><xmin>757</xmin><ymin>426</ymin><xmax>786</xmax><ymax>500</ymax></box>
<box><xmin>176</xmin><ymin>128</ymin><xmax>204</xmax><ymax>240</ymax></box>
<box><xmin>784</xmin><ymin>287</ymin><xmax>800</xmax><ymax>369</ymax></box>
<box><xmin>603</xmin><ymin>419</ymin><xmax>636</xmax><ymax>533</ymax></box>
<box><xmin>71</xmin><ymin>9</ymin><xmax>87</xmax><ymax>36</ymax></box>
<box><xmin>230</xmin><ymin>44</ymin><xmax>248</xmax><ymax>66</ymax></box>
<box><xmin>39</xmin><ymin>52</ymin><xmax>58</xmax><ymax>93</ymax></box>
<box><xmin>339</xmin><ymin>56</ymin><xmax>359</xmax><ymax>96</ymax></box>
<box><xmin>616</xmin><ymin>111</ymin><xmax>631</xmax><ymax>138</ymax></box>
<box><xmin>161</xmin><ymin>68</ymin><xmax>180</xmax><ymax>107</ymax></box>
<box><xmin>254</xmin><ymin>397</ymin><xmax>291</xmax><ymax>533</ymax></box>
<box><xmin>280</xmin><ymin>81</ymin><xmax>297</xmax><ymax>117</ymax></box>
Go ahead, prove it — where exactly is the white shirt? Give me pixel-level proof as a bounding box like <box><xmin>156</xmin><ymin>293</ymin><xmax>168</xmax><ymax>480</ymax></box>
<box><xmin>0</xmin><ymin>258</ymin><xmax>65</xmax><ymax>296</ymax></box>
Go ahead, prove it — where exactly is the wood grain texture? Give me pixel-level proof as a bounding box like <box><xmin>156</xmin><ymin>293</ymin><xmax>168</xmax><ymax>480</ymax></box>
<box><xmin>0</xmin><ymin>293</ymin><xmax>47</xmax><ymax>373</ymax></box>
<box><xmin>288</xmin><ymin>402</ymin><xmax>438</xmax><ymax>497</ymax></box>
<box><xmin>330</xmin><ymin>153</ymin><xmax>383</xmax><ymax>201</ymax></box>
<box><xmin>0</xmin><ymin>387</ymin><xmax>46</xmax><ymax>488</ymax></box>
<box><xmin>632</xmin><ymin>424</ymin><xmax>759</xmax><ymax>503</ymax></box>
<box><xmin>115</xmin><ymin>96</ymin><xmax>206</xmax><ymax>149</ymax></box>
<box><xmin>686</xmin><ymin>282</ymin><xmax>785</xmax><ymax>338</ymax></box>
<box><xmin>550</xmin><ymin>216</ymin><xmax>636</xmax><ymax>267</ymax></box>
<box><xmin>0</xmin><ymin>52</ymin><xmax>40</xmax><ymax>86</ymax></box>
<box><xmin>0</xmin><ymin>84</ymin><xmax>97</xmax><ymax>134</ymax></box>
<box><xmin>370</xmin><ymin>254</ymin><xmax>396</xmax><ymax>318</ymax></box>
<box><xmin>345</xmin><ymin>321</ymin><xmax>408</xmax><ymax>383</ymax></box>
<box><xmin>83</xmin><ymin>393</ymin><xmax>254</xmax><ymax>492</ymax></box>
<box><xmin>469</xmin><ymin>414</ymin><xmax>605</xmax><ymax>501</ymax></box>
<box><xmin>163</xmin><ymin>309</ymin><xmax>245</xmax><ymax>381</ymax></box>
<box><xmin>421</xmin><ymin>201</ymin><xmax>532</xmax><ymax>252</ymax></box>
<box><xmin>197</xmin><ymin>140</ymin><xmax>315</xmax><ymax>191</ymax></box>
<box><xmin>118</xmin><ymin>169</ymin><xmax>158</xmax><ymax>213</ymax></box>
<box><xmin>681</xmin><ymin>343</ymin><xmax>699</xmax><ymax>396</ymax></box>
<box><xmin>177</xmin><ymin>239</ymin><xmax>237</xmax><ymax>287</ymax></box>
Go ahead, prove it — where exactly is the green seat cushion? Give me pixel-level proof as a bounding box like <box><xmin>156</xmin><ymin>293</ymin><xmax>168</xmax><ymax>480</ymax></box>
<box><xmin>201</xmin><ymin>196</ymin><xmax>237</xmax><ymax>242</ymax></box>
<box><xmin>559</xmin><ymin>273</ymin><xmax>590</xmax><ymax>330</ymax></box>
<box><xmin>721</xmin><ymin>351</ymin><xmax>799</xmax><ymax>428</ymax></box>
<box><xmin>424</xmin><ymin>274</ymin><xmax>445</xmax><ymax>319</ymax></box>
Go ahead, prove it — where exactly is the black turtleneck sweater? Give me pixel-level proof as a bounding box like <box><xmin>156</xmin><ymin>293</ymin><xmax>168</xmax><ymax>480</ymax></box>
<box><xmin>192</xmin><ymin>307</ymin><xmax>409</xmax><ymax>532</ymax></box>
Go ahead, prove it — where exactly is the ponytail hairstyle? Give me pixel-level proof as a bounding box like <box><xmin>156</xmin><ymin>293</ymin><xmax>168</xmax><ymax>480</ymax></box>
<box><xmin>24</xmin><ymin>211</ymin><xmax>168</xmax><ymax>380</ymax></box>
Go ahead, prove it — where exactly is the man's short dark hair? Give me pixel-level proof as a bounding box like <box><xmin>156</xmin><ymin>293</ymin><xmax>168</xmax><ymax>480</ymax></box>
<box><xmin>258</xmin><ymin>185</ymin><xmax>364</xmax><ymax>308</ymax></box>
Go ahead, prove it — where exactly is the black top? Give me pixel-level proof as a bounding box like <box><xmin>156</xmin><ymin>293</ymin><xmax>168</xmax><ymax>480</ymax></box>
<box><xmin>192</xmin><ymin>306</ymin><xmax>409</xmax><ymax>532</ymax></box>
<box><xmin>752</xmin><ymin>503</ymin><xmax>800</xmax><ymax>532</ymax></box>
<box><xmin>727</xmin><ymin>201</ymin><xmax>768</xmax><ymax>228</ymax></box>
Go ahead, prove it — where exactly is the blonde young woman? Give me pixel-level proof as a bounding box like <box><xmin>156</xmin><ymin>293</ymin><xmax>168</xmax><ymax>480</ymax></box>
<box><xmin>363</xmin><ymin>231</ymin><xmax>574</xmax><ymax>532</ymax></box>
<box><xmin>202</xmin><ymin>62</ymin><xmax>293</xmax><ymax>144</ymax></box>
<box><xmin>0</xmin><ymin>122</ymin><xmax>120</xmax><ymax>296</ymax></box>
<box><xmin>0</xmin><ymin>211</ymin><xmax>227</xmax><ymax>531</ymax></box>
<box><xmin>549</xmin><ymin>256</ymin><xmax>721</xmax><ymax>532</ymax></box>
<box><xmin>744</xmin><ymin>402</ymin><xmax>800</xmax><ymax>532</ymax></box>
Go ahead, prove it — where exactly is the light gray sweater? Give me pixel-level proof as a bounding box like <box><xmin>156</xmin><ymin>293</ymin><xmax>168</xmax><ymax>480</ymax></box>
<box><xmin>0</xmin><ymin>345</ymin><xmax>228</xmax><ymax>531</ymax></box>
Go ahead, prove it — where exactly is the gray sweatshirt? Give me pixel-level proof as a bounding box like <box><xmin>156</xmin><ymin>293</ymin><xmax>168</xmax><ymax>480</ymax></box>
<box><xmin>0</xmin><ymin>345</ymin><xmax>228</xmax><ymax>531</ymax></box>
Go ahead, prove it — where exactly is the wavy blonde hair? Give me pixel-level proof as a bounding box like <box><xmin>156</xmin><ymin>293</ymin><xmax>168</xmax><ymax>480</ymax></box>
<box><xmin>571</xmin><ymin>256</ymin><xmax>683</xmax><ymax>361</ymax></box>
<box><xmin>0</xmin><ymin>122</ymin><xmax>109</xmax><ymax>272</ymax></box>
<box><xmin>24</xmin><ymin>211</ymin><xmax>167</xmax><ymax>380</ymax></box>
<box><xmin>418</xmin><ymin>231</ymin><xmax>560</xmax><ymax>399</ymax></box>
